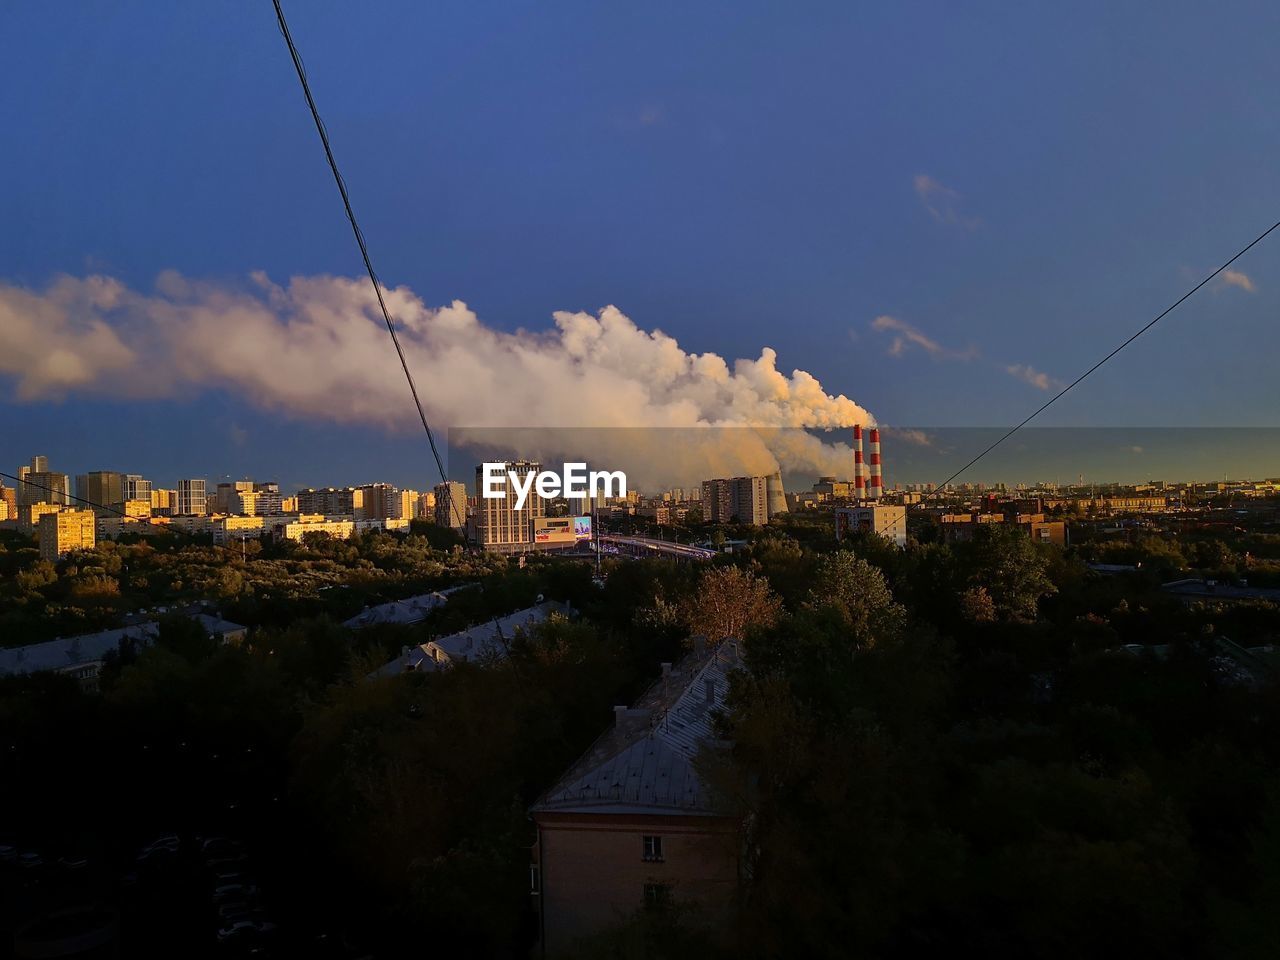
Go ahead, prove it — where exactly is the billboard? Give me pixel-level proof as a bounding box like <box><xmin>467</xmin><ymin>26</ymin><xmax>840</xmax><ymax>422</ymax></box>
<box><xmin>534</xmin><ymin>516</ymin><xmax>577</xmax><ymax>544</ymax></box>
<box><xmin>533</xmin><ymin>515</ymin><xmax>593</xmax><ymax>544</ymax></box>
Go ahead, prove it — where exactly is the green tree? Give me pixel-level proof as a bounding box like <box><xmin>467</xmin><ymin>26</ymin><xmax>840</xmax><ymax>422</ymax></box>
<box><xmin>682</xmin><ymin>566</ymin><xmax>781</xmax><ymax>643</ymax></box>
<box><xmin>965</xmin><ymin>525</ymin><xmax>1057</xmax><ymax>623</ymax></box>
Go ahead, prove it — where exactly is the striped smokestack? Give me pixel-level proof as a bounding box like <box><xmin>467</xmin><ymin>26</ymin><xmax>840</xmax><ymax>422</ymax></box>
<box><xmin>869</xmin><ymin>427</ymin><xmax>883</xmax><ymax>499</ymax></box>
<box><xmin>853</xmin><ymin>425</ymin><xmax>866</xmax><ymax>497</ymax></box>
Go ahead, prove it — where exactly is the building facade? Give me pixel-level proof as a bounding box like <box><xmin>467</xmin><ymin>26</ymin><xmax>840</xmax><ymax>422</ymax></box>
<box><xmin>176</xmin><ymin>479</ymin><xmax>207</xmax><ymax>516</ymax></box>
<box><xmin>17</xmin><ymin>455</ymin><xmax>71</xmax><ymax>507</ymax></box>
<box><xmin>215</xmin><ymin>480</ymin><xmax>255</xmax><ymax>514</ymax></box>
<box><xmin>701</xmin><ymin>476</ymin><xmax>769</xmax><ymax>526</ymax></box>
<box><xmin>123</xmin><ymin>474</ymin><xmax>153</xmax><ymax>503</ymax></box>
<box><xmin>75</xmin><ymin>471</ymin><xmax>124</xmax><ymax>510</ymax></box>
<box><xmin>531</xmin><ymin>642</ymin><xmax>742</xmax><ymax>954</ymax></box>
<box><xmin>434</xmin><ymin>481</ymin><xmax>468</xmax><ymax>530</ymax></box>
<box><xmin>475</xmin><ymin>462</ymin><xmax>545</xmax><ymax>552</ymax></box>
<box><xmin>39</xmin><ymin>509</ymin><xmax>96</xmax><ymax>561</ymax></box>
<box><xmin>19</xmin><ymin>502</ymin><xmax>62</xmax><ymax>535</ymax></box>
<box><xmin>357</xmin><ymin>483</ymin><xmax>402</xmax><ymax>520</ymax></box>
<box><xmin>296</xmin><ymin>487</ymin><xmax>360</xmax><ymax>516</ymax></box>
<box><xmin>834</xmin><ymin>504</ymin><xmax>908</xmax><ymax>547</ymax></box>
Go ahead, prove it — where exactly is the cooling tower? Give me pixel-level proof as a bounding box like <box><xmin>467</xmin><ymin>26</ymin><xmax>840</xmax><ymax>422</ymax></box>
<box><xmin>765</xmin><ymin>471</ymin><xmax>788</xmax><ymax>518</ymax></box>
<box><xmin>853</xmin><ymin>425</ymin><xmax>866</xmax><ymax>498</ymax></box>
<box><xmin>868</xmin><ymin>428</ymin><xmax>883</xmax><ymax>499</ymax></box>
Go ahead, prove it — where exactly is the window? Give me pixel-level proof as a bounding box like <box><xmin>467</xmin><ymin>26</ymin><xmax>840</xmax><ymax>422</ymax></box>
<box><xmin>642</xmin><ymin>835</ymin><xmax>664</xmax><ymax>862</ymax></box>
<box><xmin>644</xmin><ymin>882</ymin><xmax>672</xmax><ymax>910</ymax></box>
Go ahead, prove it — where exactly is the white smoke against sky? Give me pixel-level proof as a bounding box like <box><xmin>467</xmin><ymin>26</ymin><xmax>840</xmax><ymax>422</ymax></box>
<box><xmin>0</xmin><ymin>271</ymin><xmax>875</xmax><ymax>489</ymax></box>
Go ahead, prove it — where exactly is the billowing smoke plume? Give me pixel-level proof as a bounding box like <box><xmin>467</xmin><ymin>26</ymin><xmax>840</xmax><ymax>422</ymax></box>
<box><xmin>0</xmin><ymin>271</ymin><xmax>874</xmax><ymax>488</ymax></box>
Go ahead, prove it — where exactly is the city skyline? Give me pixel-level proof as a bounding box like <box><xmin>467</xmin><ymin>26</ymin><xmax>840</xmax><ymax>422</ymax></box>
<box><xmin>7</xmin><ymin>427</ymin><xmax>1279</xmax><ymax>503</ymax></box>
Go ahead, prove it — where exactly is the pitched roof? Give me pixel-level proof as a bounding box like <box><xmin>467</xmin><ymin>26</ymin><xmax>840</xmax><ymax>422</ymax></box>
<box><xmin>532</xmin><ymin>641</ymin><xmax>740</xmax><ymax>817</ymax></box>
<box><xmin>364</xmin><ymin>599</ymin><xmax>569</xmax><ymax>679</ymax></box>
<box><xmin>427</xmin><ymin>599</ymin><xmax>568</xmax><ymax>664</ymax></box>
<box><xmin>0</xmin><ymin>623</ymin><xmax>160</xmax><ymax>677</ymax></box>
<box><xmin>341</xmin><ymin>586</ymin><xmax>473</xmax><ymax>629</ymax></box>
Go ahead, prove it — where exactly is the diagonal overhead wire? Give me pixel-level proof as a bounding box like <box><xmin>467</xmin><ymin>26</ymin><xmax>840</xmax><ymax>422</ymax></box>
<box><xmin>928</xmin><ymin>217</ymin><xmax>1280</xmax><ymax>492</ymax></box>
<box><xmin>271</xmin><ymin>0</ymin><xmax>462</xmax><ymax>528</ymax></box>
<box><xmin>861</xmin><ymin>216</ymin><xmax>1280</xmax><ymax>540</ymax></box>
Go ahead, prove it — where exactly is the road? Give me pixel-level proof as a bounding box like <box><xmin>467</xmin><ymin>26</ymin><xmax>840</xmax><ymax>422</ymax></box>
<box><xmin>597</xmin><ymin>534</ymin><xmax>717</xmax><ymax>561</ymax></box>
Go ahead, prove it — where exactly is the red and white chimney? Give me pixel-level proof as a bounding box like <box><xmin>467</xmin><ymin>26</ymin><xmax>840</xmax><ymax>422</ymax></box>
<box><xmin>853</xmin><ymin>425</ymin><xmax>866</xmax><ymax>497</ymax></box>
<box><xmin>868</xmin><ymin>428</ymin><xmax>883</xmax><ymax>499</ymax></box>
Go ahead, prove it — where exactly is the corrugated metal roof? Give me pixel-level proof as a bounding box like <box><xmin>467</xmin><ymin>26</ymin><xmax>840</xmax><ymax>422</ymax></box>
<box><xmin>428</xmin><ymin>600</ymin><xmax>568</xmax><ymax>664</ymax></box>
<box><xmin>342</xmin><ymin>589</ymin><xmax>457</xmax><ymax>628</ymax></box>
<box><xmin>532</xmin><ymin>641</ymin><xmax>740</xmax><ymax>815</ymax></box>
<box><xmin>364</xmin><ymin>599</ymin><xmax>569</xmax><ymax>679</ymax></box>
<box><xmin>0</xmin><ymin>623</ymin><xmax>160</xmax><ymax>677</ymax></box>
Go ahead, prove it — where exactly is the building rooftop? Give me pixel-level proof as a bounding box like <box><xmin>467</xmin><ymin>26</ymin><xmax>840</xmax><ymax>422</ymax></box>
<box><xmin>366</xmin><ymin>599</ymin><xmax>569</xmax><ymax>679</ymax></box>
<box><xmin>1162</xmin><ymin>578</ymin><xmax>1280</xmax><ymax>602</ymax></box>
<box><xmin>532</xmin><ymin>640</ymin><xmax>740</xmax><ymax>817</ymax></box>
<box><xmin>0</xmin><ymin>623</ymin><xmax>160</xmax><ymax>678</ymax></box>
<box><xmin>0</xmin><ymin>611</ymin><xmax>247</xmax><ymax>679</ymax></box>
<box><xmin>341</xmin><ymin>585</ymin><xmax>474</xmax><ymax>629</ymax></box>
<box><xmin>427</xmin><ymin>599</ymin><xmax>570</xmax><ymax>664</ymax></box>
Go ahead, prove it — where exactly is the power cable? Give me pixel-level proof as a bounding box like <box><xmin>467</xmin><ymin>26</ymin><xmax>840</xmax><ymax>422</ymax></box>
<box><xmin>271</xmin><ymin>0</ymin><xmax>460</xmax><ymax>527</ymax></box>
<box><xmin>929</xmin><ymin>218</ymin><xmax>1280</xmax><ymax>492</ymax></box>
<box><xmin>864</xmin><ymin>216</ymin><xmax>1280</xmax><ymax>538</ymax></box>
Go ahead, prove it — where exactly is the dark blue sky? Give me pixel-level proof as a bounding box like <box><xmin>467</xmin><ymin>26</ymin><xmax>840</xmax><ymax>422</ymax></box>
<box><xmin>2</xmin><ymin>1</ymin><xmax>1277</xmax><ymax>490</ymax></box>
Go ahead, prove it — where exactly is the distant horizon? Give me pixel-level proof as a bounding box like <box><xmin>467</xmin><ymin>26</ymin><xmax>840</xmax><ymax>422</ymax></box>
<box><xmin>6</xmin><ymin>427</ymin><xmax>1277</xmax><ymax>500</ymax></box>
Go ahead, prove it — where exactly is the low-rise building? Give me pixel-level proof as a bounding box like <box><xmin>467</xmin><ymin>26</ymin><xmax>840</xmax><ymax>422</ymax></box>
<box><xmin>119</xmin><ymin>498</ymin><xmax>152</xmax><ymax>518</ymax></box>
<box><xmin>835</xmin><ymin>504</ymin><xmax>908</xmax><ymax>546</ymax></box>
<box><xmin>0</xmin><ymin>612</ymin><xmax>245</xmax><ymax>689</ymax></box>
<box><xmin>530</xmin><ymin>640</ymin><xmax>741</xmax><ymax>954</ymax></box>
<box><xmin>367</xmin><ymin>600</ymin><xmax>569</xmax><ymax>679</ymax></box>
<box><xmin>0</xmin><ymin>623</ymin><xmax>160</xmax><ymax>689</ymax></box>
<box><xmin>212</xmin><ymin>516</ymin><xmax>266</xmax><ymax>544</ymax></box>
<box><xmin>342</xmin><ymin>589</ymin><xmax>458</xmax><ymax>629</ymax></box>
<box><xmin>278</xmin><ymin>517</ymin><xmax>355</xmax><ymax>542</ymax></box>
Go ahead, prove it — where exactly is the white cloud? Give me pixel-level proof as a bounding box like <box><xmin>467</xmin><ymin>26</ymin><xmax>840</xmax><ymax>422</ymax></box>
<box><xmin>1221</xmin><ymin>268</ymin><xmax>1256</xmax><ymax>293</ymax></box>
<box><xmin>0</xmin><ymin>271</ymin><xmax>876</xmax><ymax>489</ymax></box>
<box><xmin>1005</xmin><ymin>363</ymin><xmax>1062</xmax><ymax>392</ymax></box>
<box><xmin>913</xmin><ymin>174</ymin><xmax>981</xmax><ymax>229</ymax></box>
<box><xmin>871</xmin><ymin>315</ymin><xmax>977</xmax><ymax>360</ymax></box>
